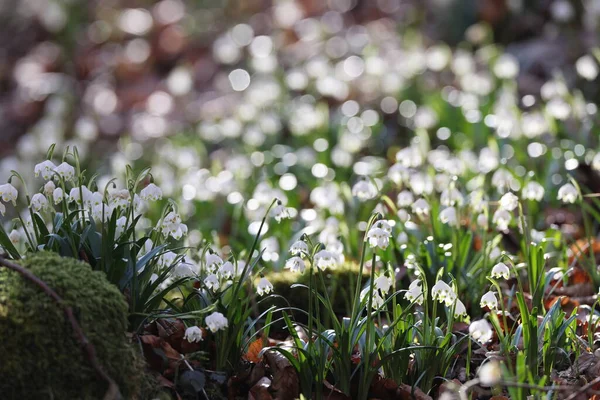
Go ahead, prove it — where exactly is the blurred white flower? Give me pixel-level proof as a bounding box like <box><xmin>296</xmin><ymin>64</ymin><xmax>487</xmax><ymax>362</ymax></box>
<box><xmin>0</xmin><ymin>183</ymin><xmax>18</xmax><ymax>205</ymax></box>
<box><xmin>256</xmin><ymin>277</ymin><xmax>273</xmax><ymax>296</ymax></box>
<box><xmin>352</xmin><ymin>179</ymin><xmax>378</xmax><ymax>201</ymax></box>
<box><xmin>69</xmin><ymin>186</ymin><xmax>93</xmax><ymax>206</ymax></box>
<box><xmin>478</xmin><ymin>361</ymin><xmax>502</xmax><ymax>386</ymax></box>
<box><xmin>30</xmin><ymin>193</ymin><xmax>49</xmax><ymax>212</ymax></box>
<box><xmin>492</xmin><ymin>209</ymin><xmax>511</xmax><ymax>231</ymax></box>
<box><xmin>272</xmin><ymin>203</ymin><xmax>292</xmax><ymax>222</ymax></box>
<box><xmin>204</xmin><ymin>273</ymin><xmax>220</xmax><ymax>291</ymax></box>
<box><xmin>54</xmin><ymin>162</ymin><xmax>75</xmax><ymax>181</ymax></box>
<box><xmin>431</xmin><ymin>280</ymin><xmax>457</xmax><ymax>307</ymax></box>
<box><xmin>476</xmin><ymin>213</ymin><xmax>488</xmax><ymax>229</ymax></box>
<box><xmin>205</xmin><ymin>312</ymin><xmax>229</xmax><ymax>332</ymax></box>
<box><xmin>34</xmin><ymin>160</ymin><xmax>57</xmax><ymax>180</ymax></box>
<box><xmin>469</xmin><ymin>319</ymin><xmax>493</xmax><ymax>344</ymax></box>
<box><xmin>440</xmin><ymin>188</ymin><xmax>463</xmax><ymax>207</ymax></box>
<box><xmin>404</xmin><ymin>279</ymin><xmax>424</xmax><ymax>304</ymax></box>
<box><xmin>499</xmin><ymin>192</ymin><xmax>519</xmax><ymax>211</ymax></box>
<box><xmin>285</xmin><ymin>256</ymin><xmax>306</xmax><ymax>274</ymax></box>
<box><xmin>184</xmin><ymin>326</ymin><xmax>203</xmax><ymax>343</ymax></box>
<box><xmin>557</xmin><ymin>183</ymin><xmax>579</xmax><ymax>203</ymax></box>
<box><xmin>575</xmin><ymin>55</ymin><xmax>599</xmax><ymax>81</ymax></box>
<box><xmin>9</xmin><ymin>229</ymin><xmax>21</xmax><ymax>245</ymax></box>
<box><xmin>115</xmin><ymin>216</ymin><xmax>127</xmax><ymax>237</ymax></box>
<box><xmin>140</xmin><ymin>183</ymin><xmax>163</xmax><ymax>201</ymax></box>
<box><xmin>439</xmin><ymin>207</ymin><xmax>458</xmax><ymax>226</ymax></box>
<box><xmin>53</xmin><ymin>187</ymin><xmax>64</xmax><ymax>204</ymax></box>
<box><xmin>43</xmin><ymin>180</ymin><xmax>56</xmax><ymax>197</ymax></box>
<box><xmin>491</xmin><ymin>262</ymin><xmax>510</xmax><ymax>280</ymax></box>
<box><xmin>522</xmin><ymin>181</ymin><xmax>544</xmax><ymax>201</ymax></box>
<box><xmin>109</xmin><ymin>189</ymin><xmax>131</xmax><ymax>208</ymax></box>
<box><xmin>397</xmin><ymin>190</ymin><xmax>414</xmax><ymax>208</ymax></box>
<box><xmin>205</xmin><ymin>253</ymin><xmax>224</xmax><ymax>272</ymax></box>
<box><xmin>412</xmin><ymin>198</ymin><xmax>430</xmax><ymax>218</ymax></box>
<box><xmin>480</xmin><ymin>291</ymin><xmax>498</xmax><ymax>310</ymax></box>
<box><xmin>366</xmin><ymin>226</ymin><xmax>390</xmax><ymax>249</ymax></box>
<box><xmin>218</xmin><ymin>261</ymin><xmax>236</xmax><ymax>279</ymax></box>
<box><xmin>374</xmin><ymin>275</ymin><xmax>392</xmax><ymax>295</ymax></box>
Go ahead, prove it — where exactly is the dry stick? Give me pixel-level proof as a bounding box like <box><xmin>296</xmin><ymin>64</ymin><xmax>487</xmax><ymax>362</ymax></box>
<box><xmin>564</xmin><ymin>376</ymin><xmax>600</xmax><ymax>400</ymax></box>
<box><xmin>0</xmin><ymin>255</ymin><xmax>121</xmax><ymax>400</ymax></box>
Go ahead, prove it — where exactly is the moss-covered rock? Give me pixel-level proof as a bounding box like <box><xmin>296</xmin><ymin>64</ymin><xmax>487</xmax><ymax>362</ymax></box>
<box><xmin>0</xmin><ymin>252</ymin><xmax>144</xmax><ymax>399</ymax></box>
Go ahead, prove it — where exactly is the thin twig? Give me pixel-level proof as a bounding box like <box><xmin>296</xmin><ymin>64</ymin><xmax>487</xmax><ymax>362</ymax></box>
<box><xmin>564</xmin><ymin>376</ymin><xmax>600</xmax><ymax>400</ymax></box>
<box><xmin>0</xmin><ymin>254</ymin><xmax>121</xmax><ymax>400</ymax></box>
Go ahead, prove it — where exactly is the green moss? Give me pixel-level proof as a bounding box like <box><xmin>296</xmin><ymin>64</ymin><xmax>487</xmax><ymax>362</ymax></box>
<box><xmin>0</xmin><ymin>252</ymin><xmax>144</xmax><ymax>399</ymax></box>
<box><xmin>263</xmin><ymin>261</ymin><xmax>370</xmax><ymax>317</ymax></box>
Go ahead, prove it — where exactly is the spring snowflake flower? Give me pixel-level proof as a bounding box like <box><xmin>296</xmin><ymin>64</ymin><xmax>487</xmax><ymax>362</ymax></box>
<box><xmin>53</xmin><ymin>187</ymin><xmax>64</xmax><ymax>204</ymax></box>
<box><xmin>454</xmin><ymin>299</ymin><xmax>468</xmax><ymax>319</ymax></box>
<box><xmin>476</xmin><ymin>213</ymin><xmax>488</xmax><ymax>229</ymax></box>
<box><xmin>205</xmin><ymin>253</ymin><xmax>223</xmax><ymax>272</ymax></box>
<box><xmin>0</xmin><ymin>183</ymin><xmax>18</xmax><ymax>205</ymax></box>
<box><xmin>440</xmin><ymin>188</ymin><xmax>464</xmax><ymax>207</ymax></box>
<box><xmin>478</xmin><ymin>361</ymin><xmax>502</xmax><ymax>386</ymax></box>
<box><xmin>115</xmin><ymin>216</ymin><xmax>127</xmax><ymax>237</ymax></box>
<box><xmin>204</xmin><ymin>274</ymin><xmax>220</xmax><ymax>291</ymax></box>
<box><xmin>290</xmin><ymin>240</ymin><xmax>309</xmax><ymax>257</ymax></box>
<box><xmin>576</xmin><ymin>55</ymin><xmax>599</xmax><ymax>81</ymax></box>
<box><xmin>366</xmin><ymin>226</ymin><xmax>391</xmax><ymax>250</ymax></box>
<box><xmin>69</xmin><ymin>186</ymin><xmax>93</xmax><ymax>206</ymax></box>
<box><xmin>397</xmin><ymin>190</ymin><xmax>414</xmax><ymax>208</ymax></box>
<box><xmin>480</xmin><ymin>291</ymin><xmax>498</xmax><ymax>310</ymax></box>
<box><xmin>272</xmin><ymin>203</ymin><xmax>292</xmax><ymax>222</ymax></box>
<box><xmin>9</xmin><ymin>229</ymin><xmax>21</xmax><ymax>245</ymax></box>
<box><xmin>404</xmin><ymin>279</ymin><xmax>424</xmax><ymax>304</ymax></box>
<box><xmin>351</xmin><ymin>179</ymin><xmax>378</xmax><ymax>201</ymax></box>
<box><xmin>522</xmin><ymin>181</ymin><xmax>544</xmax><ymax>201</ymax></box>
<box><xmin>34</xmin><ymin>160</ymin><xmax>57</xmax><ymax>180</ymax></box>
<box><xmin>314</xmin><ymin>249</ymin><xmax>338</xmax><ymax>270</ymax></box>
<box><xmin>285</xmin><ymin>256</ymin><xmax>306</xmax><ymax>273</ymax></box>
<box><xmin>557</xmin><ymin>183</ymin><xmax>579</xmax><ymax>204</ymax></box>
<box><xmin>397</xmin><ymin>231</ymin><xmax>408</xmax><ymax>245</ymax></box>
<box><xmin>499</xmin><ymin>192</ymin><xmax>519</xmax><ymax>211</ymax></box>
<box><xmin>361</xmin><ymin>287</ymin><xmax>385</xmax><ymax>309</ymax></box>
<box><xmin>205</xmin><ymin>312</ymin><xmax>229</xmax><ymax>332</ymax></box>
<box><xmin>43</xmin><ymin>181</ymin><xmax>56</xmax><ymax>197</ymax></box>
<box><xmin>53</xmin><ymin>162</ymin><xmax>76</xmax><ymax>181</ymax></box>
<box><xmin>158</xmin><ymin>251</ymin><xmax>178</xmax><ymax>268</ymax></box>
<box><xmin>184</xmin><ymin>326</ymin><xmax>203</xmax><ymax>343</ymax></box>
<box><xmin>439</xmin><ymin>207</ymin><xmax>458</xmax><ymax>226</ymax></box>
<box><xmin>374</xmin><ymin>275</ymin><xmax>392</xmax><ymax>295</ymax></box>
<box><xmin>432</xmin><ymin>280</ymin><xmax>457</xmax><ymax>307</ymax></box>
<box><xmin>0</xmin><ymin>202</ymin><xmax>5</xmax><ymax>215</ymax></box>
<box><xmin>469</xmin><ymin>319</ymin><xmax>493</xmax><ymax>344</ymax></box>
<box><xmin>161</xmin><ymin>211</ymin><xmax>188</xmax><ymax>239</ymax></box>
<box><xmin>492</xmin><ymin>209</ymin><xmax>511</xmax><ymax>231</ymax></box>
<box><xmin>491</xmin><ymin>262</ymin><xmax>510</xmax><ymax>279</ymax></box>
<box><xmin>412</xmin><ymin>198</ymin><xmax>430</xmax><ymax>218</ymax></box>
<box><xmin>218</xmin><ymin>261</ymin><xmax>236</xmax><ymax>279</ymax></box>
<box><xmin>91</xmin><ymin>203</ymin><xmax>114</xmax><ymax>222</ymax></box>
<box><xmin>256</xmin><ymin>277</ymin><xmax>274</xmax><ymax>296</ymax></box>
<box><xmin>30</xmin><ymin>193</ymin><xmax>49</xmax><ymax>212</ymax></box>
<box><xmin>140</xmin><ymin>183</ymin><xmax>163</xmax><ymax>201</ymax></box>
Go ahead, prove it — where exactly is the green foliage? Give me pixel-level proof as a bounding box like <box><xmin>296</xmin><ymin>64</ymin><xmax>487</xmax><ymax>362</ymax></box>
<box><xmin>0</xmin><ymin>252</ymin><xmax>145</xmax><ymax>399</ymax></box>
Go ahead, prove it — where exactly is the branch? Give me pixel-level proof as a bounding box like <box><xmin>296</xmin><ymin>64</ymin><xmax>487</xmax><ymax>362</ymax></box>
<box><xmin>0</xmin><ymin>254</ymin><xmax>121</xmax><ymax>400</ymax></box>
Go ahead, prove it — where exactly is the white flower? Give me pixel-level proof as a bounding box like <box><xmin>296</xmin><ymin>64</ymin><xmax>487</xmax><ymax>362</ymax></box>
<box><xmin>0</xmin><ymin>202</ymin><xmax>5</xmax><ymax>216</ymax></box>
<box><xmin>360</xmin><ymin>287</ymin><xmax>385</xmax><ymax>309</ymax></box>
<box><xmin>159</xmin><ymin>251</ymin><xmax>178</xmax><ymax>268</ymax></box>
<box><xmin>8</xmin><ymin>229</ymin><xmax>21</xmax><ymax>245</ymax></box>
<box><xmin>469</xmin><ymin>319</ymin><xmax>493</xmax><ymax>344</ymax></box>
<box><xmin>492</xmin><ymin>209</ymin><xmax>511</xmax><ymax>231</ymax></box>
<box><xmin>576</xmin><ymin>55</ymin><xmax>599</xmax><ymax>81</ymax></box>
<box><xmin>499</xmin><ymin>192</ymin><xmax>519</xmax><ymax>211</ymax></box>
<box><xmin>53</xmin><ymin>162</ymin><xmax>76</xmax><ymax>181</ymax></box>
<box><xmin>0</xmin><ymin>183</ymin><xmax>18</xmax><ymax>205</ymax></box>
<box><xmin>161</xmin><ymin>211</ymin><xmax>188</xmax><ymax>239</ymax></box>
<box><xmin>205</xmin><ymin>312</ymin><xmax>228</xmax><ymax>332</ymax></box>
<box><xmin>478</xmin><ymin>361</ymin><xmax>502</xmax><ymax>386</ymax></box>
<box><xmin>290</xmin><ymin>240</ymin><xmax>309</xmax><ymax>257</ymax></box>
<box><xmin>411</xmin><ymin>198</ymin><xmax>430</xmax><ymax>218</ymax></box>
<box><xmin>218</xmin><ymin>261</ymin><xmax>236</xmax><ymax>279</ymax></box>
<box><xmin>454</xmin><ymin>299</ymin><xmax>468</xmax><ymax>319</ymax></box>
<box><xmin>351</xmin><ymin>179</ymin><xmax>378</xmax><ymax>201</ymax></box>
<box><xmin>397</xmin><ymin>231</ymin><xmax>408</xmax><ymax>245</ymax></box>
<box><xmin>439</xmin><ymin>207</ymin><xmax>458</xmax><ymax>226</ymax></box>
<box><xmin>374</xmin><ymin>275</ymin><xmax>392</xmax><ymax>295</ymax></box>
<box><xmin>69</xmin><ymin>186</ymin><xmax>93</xmax><ymax>206</ymax></box>
<box><xmin>115</xmin><ymin>216</ymin><xmax>127</xmax><ymax>237</ymax></box>
<box><xmin>43</xmin><ymin>181</ymin><xmax>56</xmax><ymax>197</ymax></box>
<box><xmin>34</xmin><ymin>160</ymin><xmax>57</xmax><ymax>180</ymax></box>
<box><xmin>205</xmin><ymin>253</ymin><xmax>223</xmax><ymax>272</ymax></box>
<box><xmin>314</xmin><ymin>249</ymin><xmax>338</xmax><ymax>270</ymax></box>
<box><xmin>204</xmin><ymin>274</ymin><xmax>220</xmax><ymax>291</ymax></box>
<box><xmin>256</xmin><ymin>277</ymin><xmax>273</xmax><ymax>296</ymax></box>
<box><xmin>431</xmin><ymin>280</ymin><xmax>457</xmax><ymax>307</ymax></box>
<box><xmin>53</xmin><ymin>187</ymin><xmax>64</xmax><ymax>204</ymax></box>
<box><xmin>90</xmin><ymin>203</ymin><xmax>114</xmax><ymax>222</ymax></box>
<box><xmin>285</xmin><ymin>256</ymin><xmax>306</xmax><ymax>273</ymax></box>
<box><xmin>272</xmin><ymin>203</ymin><xmax>292</xmax><ymax>222</ymax></box>
<box><xmin>184</xmin><ymin>326</ymin><xmax>203</xmax><ymax>343</ymax></box>
<box><xmin>557</xmin><ymin>183</ymin><xmax>579</xmax><ymax>204</ymax></box>
<box><xmin>522</xmin><ymin>181</ymin><xmax>544</xmax><ymax>201</ymax></box>
<box><xmin>140</xmin><ymin>183</ymin><xmax>163</xmax><ymax>201</ymax></box>
<box><xmin>440</xmin><ymin>188</ymin><xmax>463</xmax><ymax>207</ymax></box>
<box><xmin>490</xmin><ymin>262</ymin><xmax>510</xmax><ymax>280</ymax></box>
<box><xmin>109</xmin><ymin>189</ymin><xmax>130</xmax><ymax>208</ymax></box>
<box><xmin>480</xmin><ymin>291</ymin><xmax>498</xmax><ymax>310</ymax></box>
<box><xmin>397</xmin><ymin>190</ymin><xmax>414</xmax><ymax>208</ymax></box>
<box><xmin>366</xmin><ymin>227</ymin><xmax>391</xmax><ymax>250</ymax></box>
<box><xmin>476</xmin><ymin>213</ymin><xmax>488</xmax><ymax>229</ymax></box>
<box><xmin>30</xmin><ymin>193</ymin><xmax>49</xmax><ymax>212</ymax></box>
<box><xmin>404</xmin><ymin>279</ymin><xmax>424</xmax><ymax>304</ymax></box>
